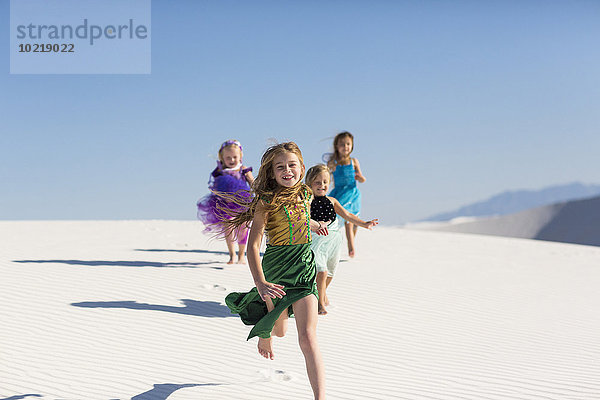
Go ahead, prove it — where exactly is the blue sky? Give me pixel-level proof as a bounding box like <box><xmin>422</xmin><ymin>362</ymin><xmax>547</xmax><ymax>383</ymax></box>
<box><xmin>2</xmin><ymin>0</ymin><xmax>599</xmax><ymax>224</ymax></box>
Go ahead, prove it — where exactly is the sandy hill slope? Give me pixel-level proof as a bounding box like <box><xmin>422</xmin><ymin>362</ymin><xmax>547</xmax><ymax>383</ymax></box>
<box><xmin>424</xmin><ymin>182</ymin><xmax>600</xmax><ymax>222</ymax></box>
<box><xmin>1</xmin><ymin>221</ymin><xmax>599</xmax><ymax>399</ymax></box>
<box><xmin>413</xmin><ymin>195</ymin><xmax>600</xmax><ymax>247</ymax></box>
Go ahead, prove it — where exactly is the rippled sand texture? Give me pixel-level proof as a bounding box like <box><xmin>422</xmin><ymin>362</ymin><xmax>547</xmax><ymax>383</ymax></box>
<box><xmin>1</xmin><ymin>221</ymin><xmax>599</xmax><ymax>399</ymax></box>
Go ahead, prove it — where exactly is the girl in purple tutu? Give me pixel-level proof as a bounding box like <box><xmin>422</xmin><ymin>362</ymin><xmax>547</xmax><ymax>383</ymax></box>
<box><xmin>197</xmin><ymin>140</ymin><xmax>255</xmax><ymax>264</ymax></box>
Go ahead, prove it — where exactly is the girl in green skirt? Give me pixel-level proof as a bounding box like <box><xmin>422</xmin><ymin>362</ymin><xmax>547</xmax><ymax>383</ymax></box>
<box><xmin>221</xmin><ymin>142</ymin><xmax>329</xmax><ymax>400</ymax></box>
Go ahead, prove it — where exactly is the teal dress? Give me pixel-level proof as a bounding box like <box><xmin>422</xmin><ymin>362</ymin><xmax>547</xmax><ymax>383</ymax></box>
<box><xmin>225</xmin><ymin>191</ymin><xmax>318</xmax><ymax>340</ymax></box>
<box><xmin>329</xmin><ymin>160</ymin><xmax>361</xmax><ymax>216</ymax></box>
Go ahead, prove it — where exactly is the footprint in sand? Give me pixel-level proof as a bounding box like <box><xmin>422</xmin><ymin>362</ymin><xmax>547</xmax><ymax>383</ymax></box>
<box><xmin>257</xmin><ymin>369</ymin><xmax>294</xmax><ymax>382</ymax></box>
<box><xmin>201</xmin><ymin>283</ymin><xmax>227</xmax><ymax>291</ymax></box>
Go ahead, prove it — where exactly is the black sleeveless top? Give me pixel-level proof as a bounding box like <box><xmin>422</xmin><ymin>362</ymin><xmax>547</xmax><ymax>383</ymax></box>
<box><xmin>310</xmin><ymin>196</ymin><xmax>337</xmax><ymax>225</ymax></box>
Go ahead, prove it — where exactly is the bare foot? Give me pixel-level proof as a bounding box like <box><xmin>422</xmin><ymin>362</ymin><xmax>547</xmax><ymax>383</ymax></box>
<box><xmin>236</xmin><ymin>257</ymin><xmax>246</xmax><ymax>264</ymax></box>
<box><xmin>258</xmin><ymin>337</ymin><xmax>274</xmax><ymax>360</ymax></box>
<box><xmin>347</xmin><ymin>242</ymin><xmax>355</xmax><ymax>258</ymax></box>
<box><xmin>318</xmin><ymin>304</ymin><xmax>328</xmax><ymax>315</ymax></box>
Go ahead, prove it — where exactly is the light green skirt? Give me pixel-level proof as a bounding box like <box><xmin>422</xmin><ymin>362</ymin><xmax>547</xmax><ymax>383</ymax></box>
<box><xmin>225</xmin><ymin>243</ymin><xmax>318</xmax><ymax>340</ymax></box>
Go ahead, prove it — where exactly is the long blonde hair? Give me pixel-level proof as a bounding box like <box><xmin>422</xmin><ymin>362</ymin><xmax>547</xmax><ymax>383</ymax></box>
<box><xmin>218</xmin><ymin>142</ymin><xmax>312</xmax><ymax>235</ymax></box>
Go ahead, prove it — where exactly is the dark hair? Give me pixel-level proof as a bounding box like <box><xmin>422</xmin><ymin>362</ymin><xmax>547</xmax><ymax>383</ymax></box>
<box><xmin>327</xmin><ymin>131</ymin><xmax>354</xmax><ymax>164</ymax></box>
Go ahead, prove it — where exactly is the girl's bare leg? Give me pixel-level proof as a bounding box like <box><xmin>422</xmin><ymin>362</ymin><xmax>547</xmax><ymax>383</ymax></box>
<box><xmin>293</xmin><ymin>295</ymin><xmax>325</xmax><ymax>400</ymax></box>
<box><xmin>345</xmin><ymin>222</ymin><xmax>355</xmax><ymax>258</ymax></box>
<box><xmin>257</xmin><ymin>297</ymin><xmax>288</xmax><ymax>360</ymax></box>
<box><xmin>237</xmin><ymin>243</ymin><xmax>247</xmax><ymax>264</ymax></box>
<box><xmin>316</xmin><ymin>272</ymin><xmax>328</xmax><ymax>315</ymax></box>
<box><xmin>324</xmin><ymin>276</ymin><xmax>333</xmax><ymax>306</ymax></box>
<box><xmin>236</xmin><ymin>226</ymin><xmax>248</xmax><ymax>264</ymax></box>
<box><xmin>225</xmin><ymin>230</ymin><xmax>236</xmax><ymax>264</ymax></box>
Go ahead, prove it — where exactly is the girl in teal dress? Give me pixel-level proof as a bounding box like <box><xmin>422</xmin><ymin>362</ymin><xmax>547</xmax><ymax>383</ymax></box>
<box><xmin>327</xmin><ymin>131</ymin><xmax>367</xmax><ymax>257</ymax></box>
<box><xmin>222</xmin><ymin>142</ymin><xmax>329</xmax><ymax>400</ymax></box>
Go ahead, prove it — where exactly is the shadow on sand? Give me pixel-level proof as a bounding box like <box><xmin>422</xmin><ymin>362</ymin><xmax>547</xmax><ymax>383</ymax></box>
<box><xmin>131</xmin><ymin>383</ymin><xmax>223</xmax><ymax>400</ymax></box>
<box><xmin>1</xmin><ymin>395</ymin><xmax>43</xmax><ymax>400</ymax></box>
<box><xmin>13</xmin><ymin>260</ymin><xmax>224</xmax><ymax>270</ymax></box>
<box><xmin>72</xmin><ymin>299</ymin><xmax>235</xmax><ymax>318</ymax></box>
<box><xmin>136</xmin><ymin>248</ymin><xmax>230</xmax><ymax>255</ymax></box>
<box><xmin>136</xmin><ymin>248</ymin><xmax>265</xmax><ymax>256</ymax></box>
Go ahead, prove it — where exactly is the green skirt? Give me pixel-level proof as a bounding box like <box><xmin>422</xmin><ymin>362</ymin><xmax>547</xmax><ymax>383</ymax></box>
<box><xmin>225</xmin><ymin>243</ymin><xmax>318</xmax><ymax>340</ymax></box>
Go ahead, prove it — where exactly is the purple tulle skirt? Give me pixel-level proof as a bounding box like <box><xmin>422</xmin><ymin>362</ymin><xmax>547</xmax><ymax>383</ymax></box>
<box><xmin>197</xmin><ymin>173</ymin><xmax>252</xmax><ymax>244</ymax></box>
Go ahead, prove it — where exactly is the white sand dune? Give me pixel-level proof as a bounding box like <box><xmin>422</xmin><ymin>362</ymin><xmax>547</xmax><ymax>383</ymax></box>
<box><xmin>410</xmin><ymin>195</ymin><xmax>600</xmax><ymax>247</ymax></box>
<box><xmin>2</xmin><ymin>221</ymin><xmax>600</xmax><ymax>399</ymax></box>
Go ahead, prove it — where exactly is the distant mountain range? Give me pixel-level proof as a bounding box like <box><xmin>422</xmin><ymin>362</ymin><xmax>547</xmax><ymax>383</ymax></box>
<box><xmin>424</xmin><ymin>182</ymin><xmax>600</xmax><ymax>222</ymax></box>
<box><xmin>414</xmin><ymin>194</ymin><xmax>600</xmax><ymax>247</ymax></box>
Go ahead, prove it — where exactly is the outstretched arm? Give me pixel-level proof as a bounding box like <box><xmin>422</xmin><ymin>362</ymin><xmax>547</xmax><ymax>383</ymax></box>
<box><xmin>330</xmin><ymin>197</ymin><xmax>378</xmax><ymax>229</ymax></box>
<box><xmin>247</xmin><ymin>201</ymin><xmax>286</xmax><ymax>301</ymax></box>
<box><xmin>353</xmin><ymin>158</ymin><xmax>366</xmax><ymax>183</ymax></box>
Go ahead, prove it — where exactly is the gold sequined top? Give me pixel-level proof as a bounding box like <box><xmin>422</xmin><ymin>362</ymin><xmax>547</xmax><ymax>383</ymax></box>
<box><xmin>265</xmin><ymin>195</ymin><xmax>312</xmax><ymax>246</ymax></box>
